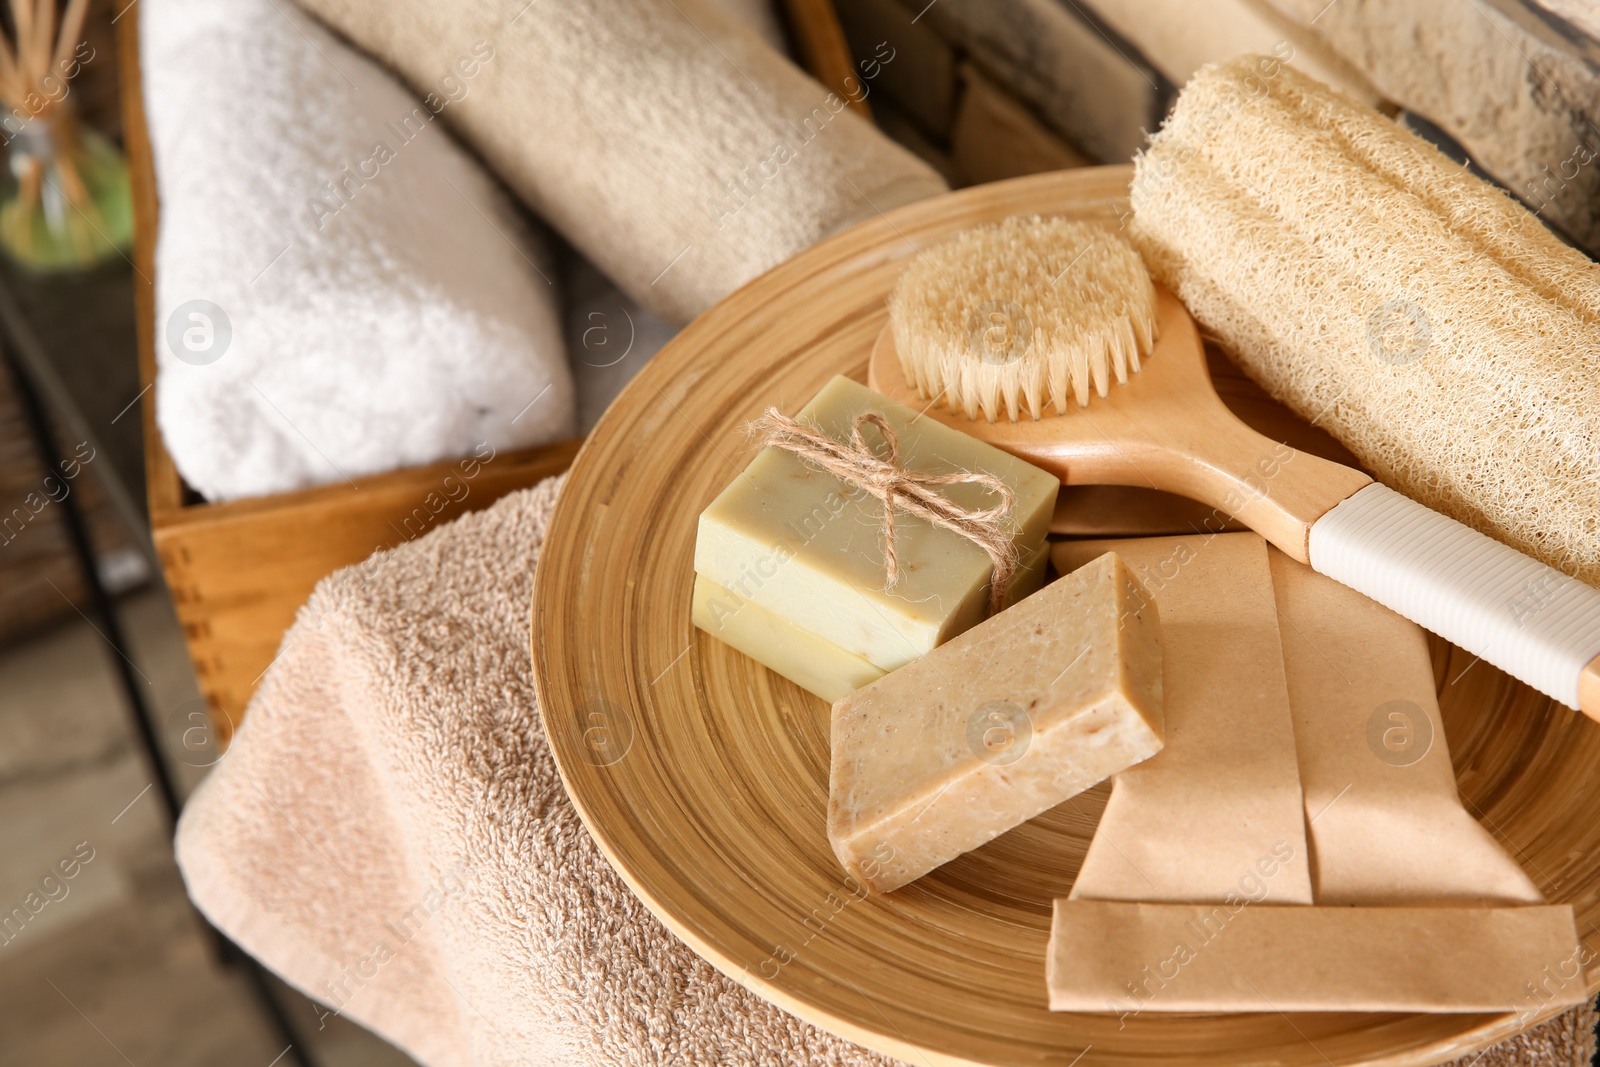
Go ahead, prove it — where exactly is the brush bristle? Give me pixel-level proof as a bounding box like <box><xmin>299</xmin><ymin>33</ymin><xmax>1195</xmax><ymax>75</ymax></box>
<box><xmin>887</xmin><ymin>216</ymin><xmax>1158</xmax><ymax>422</ymax></box>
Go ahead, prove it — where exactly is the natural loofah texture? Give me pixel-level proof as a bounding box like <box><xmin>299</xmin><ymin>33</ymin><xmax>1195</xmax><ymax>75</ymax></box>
<box><xmin>1131</xmin><ymin>55</ymin><xmax>1600</xmax><ymax>587</ymax></box>
<box><xmin>888</xmin><ymin>216</ymin><xmax>1157</xmax><ymax>422</ymax></box>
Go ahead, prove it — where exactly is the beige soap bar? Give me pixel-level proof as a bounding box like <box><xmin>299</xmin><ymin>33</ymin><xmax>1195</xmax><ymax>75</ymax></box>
<box><xmin>829</xmin><ymin>552</ymin><xmax>1163</xmax><ymax>894</ymax></box>
<box><xmin>1053</xmin><ymin>534</ymin><xmax>1314</xmax><ymax>905</ymax></box>
<box><xmin>693</xmin><ymin>543</ymin><xmax>1052</xmax><ymax>703</ymax></box>
<box><xmin>694</xmin><ymin>375</ymin><xmax>1058</xmax><ymax>671</ymax></box>
<box><xmin>1047</xmin><ymin>901</ymin><xmax>1584</xmax><ymax>1013</ymax></box>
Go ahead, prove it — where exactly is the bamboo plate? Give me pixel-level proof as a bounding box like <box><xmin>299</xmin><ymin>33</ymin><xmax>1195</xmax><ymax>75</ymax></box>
<box><xmin>531</xmin><ymin>167</ymin><xmax>1600</xmax><ymax>1066</ymax></box>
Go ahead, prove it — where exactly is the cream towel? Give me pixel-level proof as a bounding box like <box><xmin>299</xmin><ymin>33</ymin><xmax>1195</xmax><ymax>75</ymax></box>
<box><xmin>173</xmin><ymin>477</ymin><xmax>1595</xmax><ymax>1065</ymax></box>
<box><xmin>142</xmin><ymin>0</ymin><xmax>574</xmax><ymax>502</ymax></box>
<box><xmin>293</xmin><ymin>0</ymin><xmax>948</xmax><ymax>325</ymax></box>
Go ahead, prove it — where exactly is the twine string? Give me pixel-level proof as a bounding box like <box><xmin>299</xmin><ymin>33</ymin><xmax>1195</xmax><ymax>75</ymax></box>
<box><xmin>755</xmin><ymin>408</ymin><xmax>1019</xmax><ymax>615</ymax></box>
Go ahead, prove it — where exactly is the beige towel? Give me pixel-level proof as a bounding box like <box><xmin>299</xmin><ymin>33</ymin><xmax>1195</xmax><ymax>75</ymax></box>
<box><xmin>175</xmin><ymin>475</ymin><xmax>893</xmax><ymax>1066</ymax></box>
<box><xmin>293</xmin><ymin>0</ymin><xmax>947</xmax><ymax>325</ymax></box>
<box><xmin>174</xmin><ymin>476</ymin><xmax>1595</xmax><ymax>1065</ymax></box>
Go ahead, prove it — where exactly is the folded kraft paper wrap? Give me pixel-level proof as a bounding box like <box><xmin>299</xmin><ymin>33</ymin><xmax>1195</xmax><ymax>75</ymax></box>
<box><xmin>1048</xmin><ymin>902</ymin><xmax>1584</xmax><ymax>1014</ymax></box>
<box><xmin>1053</xmin><ymin>533</ymin><xmax>1315</xmax><ymax>906</ymax></box>
<box><xmin>1051</xmin><ymin>534</ymin><xmax>1573</xmax><ymax>1013</ymax></box>
<box><xmin>143</xmin><ymin>0</ymin><xmax>574</xmax><ymax>501</ymax></box>
<box><xmin>295</xmin><ymin>0</ymin><xmax>948</xmax><ymax>324</ymax></box>
<box><xmin>1266</xmin><ymin>550</ymin><xmax>1545</xmax><ymax>905</ymax></box>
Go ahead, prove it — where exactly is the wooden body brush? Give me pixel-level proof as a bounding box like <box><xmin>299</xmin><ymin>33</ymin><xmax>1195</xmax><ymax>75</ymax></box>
<box><xmin>869</xmin><ymin>218</ymin><xmax>1600</xmax><ymax>719</ymax></box>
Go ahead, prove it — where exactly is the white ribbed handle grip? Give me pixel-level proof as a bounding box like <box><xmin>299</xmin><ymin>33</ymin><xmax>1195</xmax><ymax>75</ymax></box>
<box><xmin>1308</xmin><ymin>484</ymin><xmax>1600</xmax><ymax>712</ymax></box>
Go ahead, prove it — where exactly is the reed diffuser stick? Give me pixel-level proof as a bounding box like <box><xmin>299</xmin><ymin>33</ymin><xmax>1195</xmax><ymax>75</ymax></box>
<box><xmin>0</xmin><ymin>36</ymin><xmax>21</xmax><ymax>108</ymax></box>
<box><xmin>0</xmin><ymin>0</ymin><xmax>131</xmax><ymax>267</ymax></box>
<box><xmin>3</xmin><ymin>0</ymin><xmax>78</xmax><ymax>93</ymax></box>
<box><xmin>31</xmin><ymin>0</ymin><xmax>54</xmax><ymax>85</ymax></box>
<box><xmin>11</xmin><ymin>0</ymin><xmax>33</xmax><ymax>76</ymax></box>
<box><xmin>51</xmin><ymin>0</ymin><xmax>86</xmax><ymax>77</ymax></box>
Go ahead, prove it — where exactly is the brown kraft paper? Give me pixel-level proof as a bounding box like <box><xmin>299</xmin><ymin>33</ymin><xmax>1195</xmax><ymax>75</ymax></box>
<box><xmin>1266</xmin><ymin>550</ymin><xmax>1544</xmax><ymax>905</ymax></box>
<box><xmin>1048</xmin><ymin>535</ymin><xmax>1573</xmax><ymax>1014</ymax></box>
<box><xmin>1052</xmin><ymin>533</ymin><xmax>1314</xmax><ymax>906</ymax></box>
<box><xmin>1047</xmin><ymin>902</ymin><xmax>1586</xmax><ymax>1014</ymax></box>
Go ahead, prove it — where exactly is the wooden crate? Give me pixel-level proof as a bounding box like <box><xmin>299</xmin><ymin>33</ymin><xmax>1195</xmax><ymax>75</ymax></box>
<box><xmin>117</xmin><ymin>0</ymin><xmax>860</xmax><ymax>746</ymax></box>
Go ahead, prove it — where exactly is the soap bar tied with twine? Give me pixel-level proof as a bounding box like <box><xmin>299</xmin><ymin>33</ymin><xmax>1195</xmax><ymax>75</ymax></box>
<box><xmin>753</xmin><ymin>408</ymin><xmax>1019</xmax><ymax>615</ymax></box>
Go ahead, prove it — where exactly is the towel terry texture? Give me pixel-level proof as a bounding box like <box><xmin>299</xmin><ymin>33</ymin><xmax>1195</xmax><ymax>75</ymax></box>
<box><xmin>142</xmin><ymin>0</ymin><xmax>574</xmax><ymax>502</ymax></box>
<box><xmin>293</xmin><ymin>0</ymin><xmax>948</xmax><ymax>325</ymax></box>
<box><xmin>173</xmin><ymin>475</ymin><xmax>897</xmax><ymax>1066</ymax></box>
<box><xmin>174</xmin><ymin>479</ymin><xmax>1598</xmax><ymax>1066</ymax></box>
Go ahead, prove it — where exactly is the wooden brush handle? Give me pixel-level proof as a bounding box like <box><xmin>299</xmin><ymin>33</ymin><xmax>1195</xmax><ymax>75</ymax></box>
<box><xmin>1109</xmin><ymin>406</ymin><xmax>1368</xmax><ymax>562</ymax></box>
<box><xmin>1309</xmin><ymin>483</ymin><xmax>1600</xmax><ymax>720</ymax></box>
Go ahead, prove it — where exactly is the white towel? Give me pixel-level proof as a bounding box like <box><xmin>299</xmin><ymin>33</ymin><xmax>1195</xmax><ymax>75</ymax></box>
<box><xmin>142</xmin><ymin>0</ymin><xmax>574</xmax><ymax>502</ymax></box>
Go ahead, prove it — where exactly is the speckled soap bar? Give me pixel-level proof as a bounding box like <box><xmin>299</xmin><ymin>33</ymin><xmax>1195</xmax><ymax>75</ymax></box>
<box><xmin>829</xmin><ymin>552</ymin><xmax>1164</xmax><ymax>893</ymax></box>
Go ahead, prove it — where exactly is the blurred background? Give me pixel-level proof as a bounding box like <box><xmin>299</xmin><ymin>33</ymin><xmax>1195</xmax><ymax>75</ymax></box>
<box><xmin>3</xmin><ymin>0</ymin><xmax>1599</xmax><ymax>1064</ymax></box>
<box><xmin>0</xmin><ymin>3</ymin><xmax>426</xmax><ymax>1061</ymax></box>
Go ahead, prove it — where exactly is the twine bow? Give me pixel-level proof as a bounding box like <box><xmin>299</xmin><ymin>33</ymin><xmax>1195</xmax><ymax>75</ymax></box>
<box><xmin>754</xmin><ymin>408</ymin><xmax>1019</xmax><ymax>615</ymax></box>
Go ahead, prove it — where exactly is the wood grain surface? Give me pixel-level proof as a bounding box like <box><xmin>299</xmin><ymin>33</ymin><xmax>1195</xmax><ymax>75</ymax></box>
<box><xmin>535</xmin><ymin>166</ymin><xmax>1600</xmax><ymax>1066</ymax></box>
<box><xmin>781</xmin><ymin>0</ymin><xmax>872</xmax><ymax>117</ymax></box>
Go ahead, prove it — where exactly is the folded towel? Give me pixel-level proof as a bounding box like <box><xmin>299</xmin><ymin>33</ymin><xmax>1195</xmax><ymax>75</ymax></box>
<box><xmin>173</xmin><ymin>475</ymin><xmax>893</xmax><ymax>1066</ymax></box>
<box><xmin>293</xmin><ymin>0</ymin><xmax>948</xmax><ymax>325</ymax></box>
<box><xmin>173</xmin><ymin>476</ymin><xmax>1595</xmax><ymax>1065</ymax></box>
<box><xmin>142</xmin><ymin>0</ymin><xmax>574</xmax><ymax>502</ymax></box>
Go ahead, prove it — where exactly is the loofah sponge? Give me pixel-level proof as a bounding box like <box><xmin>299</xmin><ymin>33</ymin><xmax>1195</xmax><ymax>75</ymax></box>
<box><xmin>1131</xmin><ymin>56</ymin><xmax>1600</xmax><ymax>587</ymax></box>
<box><xmin>887</xmin><ymin>216</ymin><xmax>1157</xmax><ymax>422</ymax></box>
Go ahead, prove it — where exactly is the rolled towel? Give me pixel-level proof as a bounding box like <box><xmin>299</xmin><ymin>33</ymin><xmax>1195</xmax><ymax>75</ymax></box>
<box><xmin>558</xmin><ymin>0</ymin><xmax>782</xmax><ymax>434</ymax></box>
<box><xmin>294</xmin><ymin>0</ymin><xmax>948</xmax><ymax>325</ymax></box>
<box><xmin>1131</xmin><ymin>56</ymin><xmax>1600</xmax><ymax>587</ymax></box>
<box><xmin>143</xmin><ymin>0</ymin><xmax>574</xmax><ymax>502</ymax></box>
